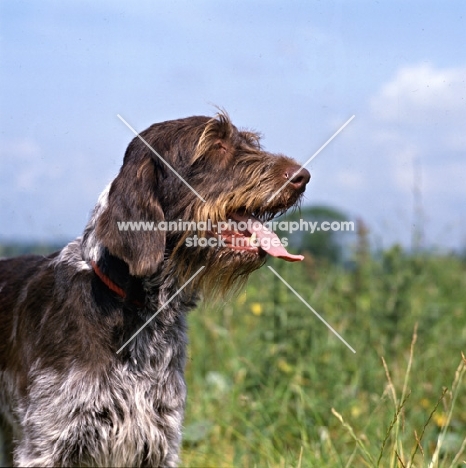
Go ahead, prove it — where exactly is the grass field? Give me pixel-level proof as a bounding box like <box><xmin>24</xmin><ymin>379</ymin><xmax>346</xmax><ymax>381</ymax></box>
<box><xmin>0</xmin><ymin>245</ymin><xmax>464</xmax><ymax>467</ymax></box>
<box><xmin>181</xmin><ymin>249</ymin><xmax>466</xmax><ymax>467</ymax></box>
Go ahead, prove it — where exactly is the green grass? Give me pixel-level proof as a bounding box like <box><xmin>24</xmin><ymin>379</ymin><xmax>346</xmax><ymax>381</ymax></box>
<box><xmin>181</xmin><ymin>250</ymin><xmax>466</xmax><ymax>467</ymax></box>
<box><xmin>1</xmin><ymin>244</ymin><xmax>464</xmax><ymax>466</ymax></box>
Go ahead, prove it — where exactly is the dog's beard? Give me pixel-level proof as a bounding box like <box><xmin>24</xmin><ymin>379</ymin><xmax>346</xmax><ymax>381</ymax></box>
<box><xmin>167</xmin><ymin>216</ymin><xmax>300</xmax><ymax>299</ymax></box>
<box><xmin>175</xmin><ymin>244</ymin><xmax>266</xmax><ymax>300</ymax></box>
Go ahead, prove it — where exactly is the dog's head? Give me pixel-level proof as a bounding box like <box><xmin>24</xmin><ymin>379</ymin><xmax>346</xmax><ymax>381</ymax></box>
<box><xmin>94</xmin><ymin>112</ymin><xmax>310</xmax><ymax>293</ymax></box>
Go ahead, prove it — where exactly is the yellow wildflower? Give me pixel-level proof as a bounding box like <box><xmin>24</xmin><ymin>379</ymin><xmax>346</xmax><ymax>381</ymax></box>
<box><xmin>433</xmin><ymin>412</ymin><xmax>448</xmax><ymax>427</ymax></box>
<box><xmin>277</xmin><ymin>358</ymin><xmax>293</xmax><ymax>374</ymax></box>
<box><xmin>250</xmin><ymin>302</ymin><xmax>262</xmax><ymax>316</ymax></box>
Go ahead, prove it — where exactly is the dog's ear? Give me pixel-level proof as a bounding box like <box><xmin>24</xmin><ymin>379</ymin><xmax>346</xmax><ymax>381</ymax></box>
<box><xmin>192</xmin><ymin>112</ymin><xmax>236</xmax><ymax>166</ymax></box>
<box><xmin>96</xmin><ymin>156</ymin><xmax>165</xmax><ymax>277</ymax></box>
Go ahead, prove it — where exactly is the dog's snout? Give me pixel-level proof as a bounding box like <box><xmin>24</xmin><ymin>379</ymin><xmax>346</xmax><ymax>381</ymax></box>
<box><xmin>284</xmin><ymin>166</ymin><xmax>311</xmax><ymax>190</ymax></box>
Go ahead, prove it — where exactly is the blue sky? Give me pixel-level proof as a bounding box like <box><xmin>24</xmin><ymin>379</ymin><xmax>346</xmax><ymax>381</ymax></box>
<box><xmin>1</xmin><ymin>0</ymin><xmax>465</xmax><ymax>250</ymax></box>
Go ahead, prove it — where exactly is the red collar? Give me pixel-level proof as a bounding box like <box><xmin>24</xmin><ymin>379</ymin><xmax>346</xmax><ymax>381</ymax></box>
<box><xmin>91</xmin><ymin>260</ymin><xmax>126</xmax><ymax>298</ymax></box>
<box><xmin>91</xmin><ymin>260</ymin><xmax>143</xmax><ymax>307</ymax></box>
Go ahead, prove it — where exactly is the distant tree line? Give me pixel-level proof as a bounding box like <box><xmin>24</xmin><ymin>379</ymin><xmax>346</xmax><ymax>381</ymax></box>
<box><xmin>277</xmin><ymin>205</ymin><xmax>358</xmax><ymax>264</ymax></box>
<box><xmin>0</xmin><ymin>242</ymin><xmax>65</xmax><ymax>257</ymax></box>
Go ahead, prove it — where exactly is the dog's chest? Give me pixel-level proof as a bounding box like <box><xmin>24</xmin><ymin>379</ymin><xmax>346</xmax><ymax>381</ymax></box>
<box><xmin>18</xmin><ymin>356</ymin><xmax>186</xmax><ymax>466</ymax></box>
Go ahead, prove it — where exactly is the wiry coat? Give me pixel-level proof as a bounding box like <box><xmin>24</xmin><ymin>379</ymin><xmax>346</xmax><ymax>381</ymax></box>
<box><xmin>0</xmin><ymin>113</ymin><xmax>309</xmax><ymax>467</ymax></box>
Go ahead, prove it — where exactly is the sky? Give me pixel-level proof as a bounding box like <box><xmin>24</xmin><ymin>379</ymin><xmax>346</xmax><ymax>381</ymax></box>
<box><xmin>1</xmin><ymin>0</ymin><xmax>465</xmax><ymax>251</ymax></box>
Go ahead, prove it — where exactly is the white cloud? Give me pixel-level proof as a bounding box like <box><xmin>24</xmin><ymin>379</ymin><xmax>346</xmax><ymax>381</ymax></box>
<box><xmin>335</xmin><ymin>170</ymin><xmax>364</xmax><ymax>190</ymax></box>
<box><xmin>327</xmin><ymin>63</ymin><xmax>466</xmax><ymax>249</ymax></box>
<box><xmin>371</xmin><ymin>63</ymin><xmax>466</xmax><ymax>124</ymax></box>
<box><xmin>0</xmin><ymin>139</ymin><xmax>47</xmax><ymax>191</ymax></box>
<box><xmin>1</xmin><ymin>139</ymin><xmax>41</xmax><ymax>160</ymax></box>
<box><xmin>367</xmin><ymin>64</ymin><xmax>466</xmax><ymax>197</ymax></box>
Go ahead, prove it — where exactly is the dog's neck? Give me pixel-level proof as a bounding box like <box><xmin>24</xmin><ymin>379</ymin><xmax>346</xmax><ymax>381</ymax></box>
<box><xmin>92</xmin><ymin>248</ymin><xmax>146</xmax><ymax>307</ymax></box>
<box><xmin>79</xmin><ymin>185</ymin><xmax>143</xmax><ymax>305</ymax></box>
<box><xmin>80</xmin><ymin>182</ymin><xmax>198</xmax><ymax>314</ymax></box>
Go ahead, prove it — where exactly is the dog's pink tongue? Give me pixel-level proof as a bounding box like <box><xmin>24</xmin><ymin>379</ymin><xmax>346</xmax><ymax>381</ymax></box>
<box><xmin>230</xmin><ymin>213</ymin><xmax>304</xmax><ymax>262</ymax></box>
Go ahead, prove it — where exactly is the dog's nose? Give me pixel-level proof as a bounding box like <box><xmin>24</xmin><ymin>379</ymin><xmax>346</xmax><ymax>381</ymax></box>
<box><xmin>285</xmin><ymin>166</ymin><xmax>311</xmax><ymax>190</ymax></box>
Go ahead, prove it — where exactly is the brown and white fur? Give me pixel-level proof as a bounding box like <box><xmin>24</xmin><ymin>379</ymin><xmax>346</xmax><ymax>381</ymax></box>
<box><xmin>0</xmin><ymin>112</ymin><xmax>310</xmax><ymax>467</ymax></box>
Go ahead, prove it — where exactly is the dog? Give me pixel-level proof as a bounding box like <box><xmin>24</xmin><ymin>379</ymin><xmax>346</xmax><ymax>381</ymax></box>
<box><xmin>0</xmin><ymin>112</ymin><xmax>310</xmax><ymax>467</ymax></box>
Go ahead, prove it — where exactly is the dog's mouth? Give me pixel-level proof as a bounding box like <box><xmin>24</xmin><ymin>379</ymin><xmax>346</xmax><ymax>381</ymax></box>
<box><xmin>210</xmin><ymin>211</ymin><xmax>303</xmax><ymax>262</ymax></box>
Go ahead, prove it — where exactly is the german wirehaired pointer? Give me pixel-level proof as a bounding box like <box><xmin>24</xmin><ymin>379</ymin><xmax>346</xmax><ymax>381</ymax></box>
<box><xmin>0</xmin><ymin>112</ymin><xmax>310</xmax><ymax>467</ymax></box>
